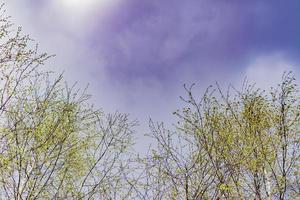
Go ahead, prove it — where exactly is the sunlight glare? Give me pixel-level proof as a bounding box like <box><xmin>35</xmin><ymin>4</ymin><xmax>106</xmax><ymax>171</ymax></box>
<box><xmin>54</xmin><ymin>0</ymin><xmax>120</xmax><ymax>30</ymax></box>
<box><xmin>61</xmin><ymin>0</ymin><xmax>100</xmax><ymax>11</ymax></box>
<box><xmin>57</xmin><ymin>0</ymin><xmax>118</xmax><ymax>19</ymax></box>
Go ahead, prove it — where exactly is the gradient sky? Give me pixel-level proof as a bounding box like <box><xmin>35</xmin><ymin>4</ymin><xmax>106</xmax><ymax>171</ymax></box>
<box><xmin>5</xmin><ymin>0</ymin><xmax>300</xmax><ymax>148</ymax></box>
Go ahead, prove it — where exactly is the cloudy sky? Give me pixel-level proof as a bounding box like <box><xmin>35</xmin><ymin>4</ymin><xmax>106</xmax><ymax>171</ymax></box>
<box><xmin>5</xmin><ymin>0</ymin><xmax>300</xmax><ymax>147</ymax></box>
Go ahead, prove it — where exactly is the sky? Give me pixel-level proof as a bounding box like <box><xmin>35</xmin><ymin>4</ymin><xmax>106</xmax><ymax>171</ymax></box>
<box><xmin>4</xmin><ymin>0</ymin><xmax>300</xmax><ymax>149</ymax></box>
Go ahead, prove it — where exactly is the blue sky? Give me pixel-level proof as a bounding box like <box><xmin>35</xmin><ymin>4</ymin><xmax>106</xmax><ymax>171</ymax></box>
<box><xmin>5</xmin><ymin>0</ymin><xmax>300</xmax><ymax>147</ymax></box>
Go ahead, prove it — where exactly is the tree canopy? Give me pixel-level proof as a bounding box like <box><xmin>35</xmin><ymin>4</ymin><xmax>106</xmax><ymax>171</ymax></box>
<box><xmin>139</xmin><ymin>74</ymin><xmax>300</xmax><ymax>199</ymax></box>
<box><xmin>0</xmin><ymin>6</ymin><xmax>136</xmax><ymax>199</ymax></box>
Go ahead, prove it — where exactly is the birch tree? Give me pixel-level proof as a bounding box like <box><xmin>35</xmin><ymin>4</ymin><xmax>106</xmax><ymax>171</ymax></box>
<box><xmin>143</xmin><ymin>73</ymin><xmax>300</xmax><ymax>200</ymax></box>
<box><xmin>0</xmin><ymin>6</ymin><xmax>136</xmax><ymax>200</ymax></box>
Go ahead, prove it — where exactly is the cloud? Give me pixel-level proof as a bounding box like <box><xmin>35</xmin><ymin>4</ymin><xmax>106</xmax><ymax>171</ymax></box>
<box><xmin>86</xmin><ymin>0</ymin><xmax>300</xmax><ymax>88</ymax></box>
<box><xmin>89</xmin><ymin>0</ymin><xmax>241</xmax><ymax>83</ymax></box>
<box><xmin>242</xmin><ymin>53</ymin><xmax>297</xmax><ymax>89</ymax></box>
<box><xmin>4</xmin><ymin>0</ymin><xmax>300</xmax><ymax>146</ymax></box>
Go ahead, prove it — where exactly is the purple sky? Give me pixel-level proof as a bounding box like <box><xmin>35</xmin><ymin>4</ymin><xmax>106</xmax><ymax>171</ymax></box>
<box><xmin>5</xmin><ymin>0</ymin><xmax>300</xmax><ymax>147</ymax></box>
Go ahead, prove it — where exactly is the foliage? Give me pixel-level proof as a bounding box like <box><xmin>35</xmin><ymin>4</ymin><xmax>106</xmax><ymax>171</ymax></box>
<box><xmin>140</xmin><ymin>73</ymin><xmax>300</xmax><ymax>200</ymax></box>
<box><xmin>0</xmin><ymin>6</ymin><xmax>135</xmax><ymax>200</ymax></box>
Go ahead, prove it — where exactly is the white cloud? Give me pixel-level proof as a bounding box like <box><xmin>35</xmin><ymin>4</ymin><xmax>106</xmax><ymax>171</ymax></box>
<box><xmin>242</xmin><ymin>53</ymin><xmax>296</xmax><ymax>89</ymax></box>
